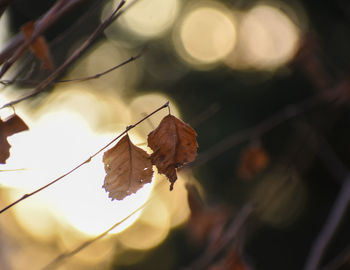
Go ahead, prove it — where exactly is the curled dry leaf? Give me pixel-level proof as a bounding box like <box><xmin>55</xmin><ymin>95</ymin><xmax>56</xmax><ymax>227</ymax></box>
<box><xmin>238</xmin><ymin>144</ymin><xmax>269</xmax><ymax>180</ymax></box>
<box><xmin>147</xmin><ymin>114</ymin><xmax>198</xmax><ymax>190</ymax></box>
<box><xmin>103</xmin><ymin>134</ymin><xmax>153</xmax><ymax>200</ymax></box>
<box><xmin>21</xmin><ymin>21</ymin><xmax>54</xmax><ymax>70</ymax></box>
<box><xmin>0</xmin><ymin>114</ymin><xmax>29</xmax><ymax>164</ymax></box>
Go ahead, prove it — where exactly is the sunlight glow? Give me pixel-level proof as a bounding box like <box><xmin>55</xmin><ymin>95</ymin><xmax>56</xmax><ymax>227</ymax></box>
<box><xmin>2</xmin><ymin>87</ymin><xmax>151</xmax><ymax>237</ymax></box>
<box><xmin>118</xmin><ymin>184</ymin><xmax>170</xmax><ymax>250</ymax></box>
<box><xmin>174</xmin><ymin>2</ymin><xmax>237</xmax><ymax>69</ymax></box>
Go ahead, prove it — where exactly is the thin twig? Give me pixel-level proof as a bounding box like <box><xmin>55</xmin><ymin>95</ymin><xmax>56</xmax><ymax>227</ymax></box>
<box><xmin>42</xmin><ymin>201</ymin><xmax>149</xmax><ymax>270</ymax></box>
<box><xmin>0</xmin><ymin>101</ymin><xmax>169</xmax><ymax>214</ymax></box>
<box><xmin>303</xmin><ymin>176</ymin><xmax>350</xmax><ymax>270</ymax></box>
<box><xmin>58</xmin><ymin>48</ymin><xmax>145</xmax><ymax>83</ymax></box>
<box><xmin>0</xmin><ymin>50</ymin><xmax>144</xmax><ymax>86</ymax></box>
<box><xmin>191</xmin><ymin>92</ymin><xmax>335</xmax><ymax>168</ymax></box>
<box><xmin>320</xmin><ymin>245</ymin><xmax>350</xmax><ymax>270</ymax></box>
<box><xmin>0</xmin><ymin>0</ymin><xmax>128</xmax><ymax>109</ymax></box>
<box><xmin>181</xmin><ymin>204</ymin><xmax>254</xmax><ymax>270</ymax></box>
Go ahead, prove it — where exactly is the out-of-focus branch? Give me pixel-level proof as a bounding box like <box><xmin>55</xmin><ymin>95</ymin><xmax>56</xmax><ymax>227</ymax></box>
<box><xmin>0</xmin><ymin>0</ymin><xmax>92</xmax><ymax>77</ymax></box>
<box><xmin>320</xmin><ymin>245</ymin><xmax>350</xmax><ymax>270</ymax></box>
<box><xmin>191</xmin><ymin>91</ymin><xmax>336</xmax><ymax>169</ymax></box>
<box><xmin>303</xmin><ymin>175</ymin><xmax>350</xmax><ymax>270</ymax></box>
<box><xmin>0</xmin><ymin>0</ymin><xmax>13</xmax><ymax>17</ymax></box>
<box><xmin>0</xmin><ymin>0</ymin><xmax>128</xmax><ymax>109</ymax></box>
<box><xmin>42</xmin><ymin>201</ymin><xmax>148</xmax><ymax>270</ymax></box>
<box><xmin>181</xmin><ymin>203</ymin><xmax>254</xmax><ymax>270</ymax></box>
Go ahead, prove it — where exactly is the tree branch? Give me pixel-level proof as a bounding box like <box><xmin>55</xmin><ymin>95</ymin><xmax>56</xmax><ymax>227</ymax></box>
<box><xmin>303</xmin><ymin>175</ymin><xmax>350</xmax><ymax>270</ymax></box>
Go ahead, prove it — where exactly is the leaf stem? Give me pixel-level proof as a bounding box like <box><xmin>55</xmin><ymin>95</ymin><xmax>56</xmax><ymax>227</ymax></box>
<box><xmin>0</xmin><ymin>101</ymin><xmax>169</xmax><ymax>215</ymax></box>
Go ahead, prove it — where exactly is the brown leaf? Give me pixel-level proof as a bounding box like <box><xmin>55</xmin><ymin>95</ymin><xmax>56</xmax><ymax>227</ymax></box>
<box><xmin>0</xmin><ymin>114</ymin><xmax>29</xmax><ymax>164</ymax></box>
<box><xmin>103</xmin><ymin>134</ymin><xmax>153</xmax><ymax>200</ymax></box>
<box><xmin>147</xmin><ymin>114</ymin><xmax>198</xmax><ymax>190</ymax></box>
<box><xmin>238</xmin><ymin>144</ymin><xmax>269</xmax><ymax>179</ymax></box>
<box><xmin>21</xmin><ymin>21</ymin><xmax>54</xmax><ymax>70</ymax></box>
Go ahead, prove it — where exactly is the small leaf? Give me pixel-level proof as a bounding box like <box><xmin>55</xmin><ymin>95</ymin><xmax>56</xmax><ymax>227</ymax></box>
<box><xmin>21</xmin><ymin>21</ymin><xmax>54</xmax><ymax>70</ymax></box>
<box><xmin>0</xmin><ymin>114</ymin><xmax>29</xmax><ymax>164</ymax></box>
<box><xmin>147</xmin><ymin>115</ymin><xmax>198</xmax><ymax>190</ymax></box>
<box><xmin>103</xmin><ymin>134</ymin><xmax>153</xmax><ymax>200</ymax></box>
<box><xmin>238</xmin><ymin>144</ymin><xmax>269</xmax><ymax>179</ymax></box>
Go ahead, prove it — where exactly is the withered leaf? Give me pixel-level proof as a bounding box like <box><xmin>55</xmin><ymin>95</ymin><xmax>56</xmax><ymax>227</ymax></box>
<box><xmin>0</xmin><ymin>114</ymin><xmax>29</xmax><ymax>164</ymax></box>
<box><xmin>103</xmin><ymin>134</ymin><xmax>153</xmax><ymax>200</ymax></box>
<box><xmin>21</xmin><ymin>21</ymin><xmax>54</xmax><ymax>70</ymax></box>
<box><xmin>147</xmin><ymin>115</ymin><xmax>198</xmax><ymax>190</ymax></box>
<box><xmin>238</xmin><ymin>144</ymin><xmax>269</xmax><ymax>180</ymax></box>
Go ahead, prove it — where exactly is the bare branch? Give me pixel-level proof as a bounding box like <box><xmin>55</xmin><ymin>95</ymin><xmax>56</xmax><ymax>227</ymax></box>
<box><xmin>303</xmin><ymin>176</ymin><xmax>350</xmax><ymax>270</ymax></box>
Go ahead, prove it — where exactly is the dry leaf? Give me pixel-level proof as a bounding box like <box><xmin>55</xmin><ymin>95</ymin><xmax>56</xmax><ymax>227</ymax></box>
<box><xmin>21</xmin><ymin>21</ymin><xmax>54</xmax><ymax>70</ymax></box>
<box><xmin>147</xmin><ymin>114</ymin><xmax>198</xmax><ymax>190</ymax></box>
<box><xmin>0</xmin><ymin>114</ymin><xmax>29</xmax><ymax>164</ymax></box>
<box><xmin>103</xmin><ymin>134</ymin><xmax>153</xmax><ymax>200</ymax></box>
<box><xmin>238</xmin><ymin>144</ymin><xmax>269</xmax><ymax>179</ymax></box>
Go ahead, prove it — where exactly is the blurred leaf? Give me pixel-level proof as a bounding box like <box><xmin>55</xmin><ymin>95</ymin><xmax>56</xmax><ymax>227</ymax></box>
<box><xmin>103</xmin><ymin>134</ymin><xmax>153</xmax><ymax>200</ymax></box>
<box><xmin>238</xmin><ymin>143</ymin><xmax>269</xmax><ymax>180</ymax></box>
<box><xmin>21</xmin><ymin>21</ymin><xmax>54</xmax><ymax>70</ymax></box>
<box><xmin>147</xmin><ymin>114</ymin><xmax>198</xmax><ymax>190</ymax></box>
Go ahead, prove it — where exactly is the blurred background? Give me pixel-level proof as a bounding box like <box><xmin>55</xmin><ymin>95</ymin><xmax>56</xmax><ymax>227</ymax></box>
<box><xmin>0</xmin><ymin>0</ymin><xmax>350</xmax><ymax>269</ymax></box>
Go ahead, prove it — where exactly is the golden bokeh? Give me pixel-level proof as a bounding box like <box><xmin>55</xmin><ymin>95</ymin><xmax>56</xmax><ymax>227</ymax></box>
<box><xmin>174</xmin><ymin>1</ymin><xmax>237</xmax><ymax>69</ymax></box>
<box><xmin>226</xmin><ymin>3</ymin><xmax>301</xmax><ymax>70</ymax></box>
<box><xmin>108</xmin><ymin>0</ymin><xmax>180</xmax><ymax>39</ymax></box>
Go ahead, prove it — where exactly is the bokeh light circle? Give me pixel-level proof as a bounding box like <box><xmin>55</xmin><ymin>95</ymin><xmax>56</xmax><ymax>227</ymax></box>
<box><xmin>118</xmin><ymin>0</ymin><xmax>180</xmax><ymax>38</ymax></box>
<box><xmin>226</xmin><ymin>3</ymin><xmax>301</xmax><ymax>70</ymax></box>
<box><xmin>174</xmin><ymin>1</ymin><xmax>237</xmax><ymax>69</ymax></box>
